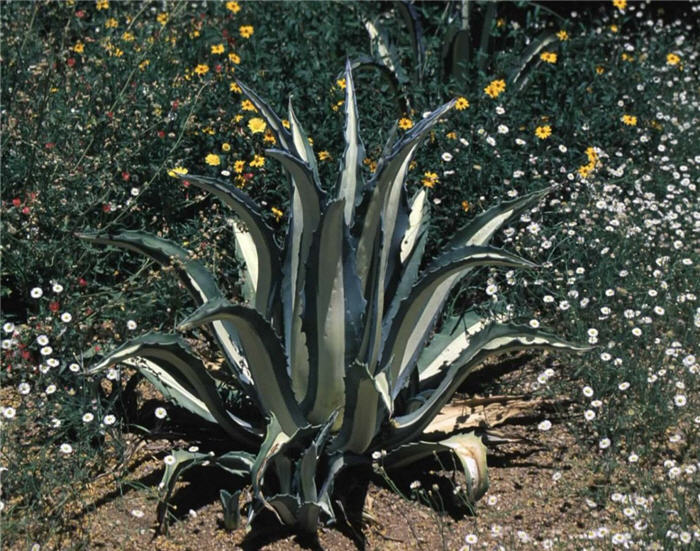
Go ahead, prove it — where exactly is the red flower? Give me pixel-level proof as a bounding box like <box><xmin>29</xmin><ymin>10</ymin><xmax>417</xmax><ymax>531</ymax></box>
<box><xmin>102</xmin><ymin>204</ymin><xmax>111</xmax><ymax>212</ymax></box>
<box><xmin>75</xmin><ymin>9</ymin><xmax>85</xmax><ymax>18</ymax></box>
<box><xmin>171</xmin><ymin>100</ymin><xmax>179</xmax><ymax>110</ymax></box>
<box><xmin>67</xmin><ymin>57</ymin><xmax>76</xmax><ymax>67</ymax></box>
<box><xmin>244</xmin><ymin>172</ymin><xmax>254</xmax><ymax>180</ymax></box>
<box><xmin>49</xmin><ymin>301</ymin><xmax>60</xmax><ymax>312</ymax></box>
<box><xmin>78</xmin><ymin>278</ymin><xmax>88</xmax><ymax>287</ymax></box>
<box><xmin>21</xmin><ymin>206</ymin><xmax>30</xmax><ymax>215</ymax></box>
<box><xmin>182</xmin><ymin>179</ymin><xmax>190</xmax><ymax>188</ymax></box>
<box><xmin>121</xmin><ymin>171</ymin><xmax>130</xmax><ymax>181</ymax></box>
<box><xmin>12</xmin><ymin>198</ymin><xmax>21</xmax><ymax>207</ymax></box>
<box><xmin>157</xmin><ymin>130</ymin><xmax>166</xmax><ymax>138</ymax></box>
<box><xmin>21</xmin><ymin>350</ymin><xmax>31</xmax><ymax>360</ymax></box>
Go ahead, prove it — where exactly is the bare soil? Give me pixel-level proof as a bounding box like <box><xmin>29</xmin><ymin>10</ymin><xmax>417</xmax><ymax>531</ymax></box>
<box><xmin>7</xmin><ymin>357</ymin><xmax>640</xmax><ymax>550</ymax></box>
<box><xmin>67</xmin><ymin>422</ymin><xmax>630</xmax><ymax>551</ymax></box>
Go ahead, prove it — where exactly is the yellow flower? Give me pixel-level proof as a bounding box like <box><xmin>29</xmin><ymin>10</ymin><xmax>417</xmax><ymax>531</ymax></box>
<box><xmin>241</xmin><ymin>99</ymin><xmax>257</xmax><ymax>112</ymax></box>
<box><xmin>139</xmin><ymin>59</ymin><xmax>150</xmax><ymax>70</ymax></box>
<box><xmin>535</xmin><ymin>125</ymin><xmax>552</xmax><ymax>140</ymax></box>
<box><xmin>578</xmin><ymin>163</ymin><xmax>594</xmax><ymax>179</ymax></box>
<box><xmin>422</xmin><ymin>171</ymin><xmax>439</xmax><ymax>188</ymax></box>
<box><xmin>168</xmin><ymin>166</ymin><xmax>188</xmax><ymax>177</ymax></box>
<box><xmin>211</xmin><ymin>44</ymin><xmax>225</xmax><ymax>54</ymax></box>
<box><xmin>226</xmin><ymin>1</ymin><xmax>241</xmax><ymax>13</ymax></box>
<box><xmin>105</xmin><ymin>17</ymin><xmax>118</xmax><ymax>28</ymax></box>
<box><xmin>112</xmin><ymin>47</ymin><xmax>124</xmax><ymax>58</ymax></box>
<box><xmin>461</xmin><ymin>200</ymin><xmax>470</xmax><ymax>213</ymax></box>
<box><xmin>248</xmin><ymin>117</ymin><xmax>267</xmax><ymax>134</ymax></box>
<box><xmin>249</xmin><ymin>154</ymin><xmax>265</xmax><ymax>168</ymax></box>
<box><xmin>96</xmin><ymin>0</ymin><xmax>109</xmax><ymax>10</ymax></box>
<box><xmin>222</xmin><ymin>143</ymin><xmax>231</xmax><ymax>152</ymax></box>
<box><xmin>610</xmin><ymin>24</ymin><xmax>619</xmax><ymax>33</ymax></box>
<box><xmin>230</xmin><ymin>82</ymin><xmax>242</xmax><ymax>93</ymax></box>
<box><xmin>239</xmin><ymin>25</ymin><xmax>254</xmax><ymax>39</ymax></box>
<box><xmin>612</xmin><ymin>0</ymin><xmax>626</xmax><ymax>11</ymax></box>
<box><xmin>282</xmin><ymin>119</ymin><xmax>290</xmax><ymax>129</ymax></box>
<box><xmin>666</xmin><ymin>53</ymin><xmax>681</xmax><ymax>66</ymax></box>
<box><xmin>73</xmin><ymin>41</ymin><xmax>85</xmax><ymax>54</ymax></box>
<box><xmin>398</xmin><ymin>118</ymin><xmax>413</xmax><ymax>130</ymax></box>
<box><xmin>621</xmin><ymin>53</ymin><xmax>634</xmax><ymax>62</ymax></box>
<box><xmin>336</xmin><ymin>78</ymin><xmax>346</xmax><ymax>89</ymax></box>
<box><xmin>484</xmin><ymin>79</ymin><xmax>506</xmax><ymax>98</ymax></box>
<box><xmin>621</xmin><ymin>114</ymin><xmax>637</xmax><ymax>126</ymax></box>
<box><xmin>271</xmin><ymin>207</ymin><xmax>284</xmax><ymax>222</ymax></box>
<box><xmin>585</xmin><ymin>147</ymin><xmax>600</xmax><ymax>165</ymax></box>
<box><xmin>455</xmin><ymin>97</ymin><xmax>470</xmax><ymax>110</ymax></box>
<box><xmin>596</xmin><ymin>65</ymin><xmax>605</xmax><ymax>74</ymax></box>
<box><xmin>205</xmin><ymin>154</ymin><xmax>220</xmax><ymax>166</ymax></box>
<box><xmin>194</xmin><ymin>64</ymin><xmax>209</xmax><ymax>75</ymax></box>
<box><xmin>557</xmin><ymin>30</ymin><xmax>569</xmax><ymax>41</ymax></box>
<box><xmin>318</xmin><ymin>151</ymin><xmax>331</xmax><ymax>161</ymax></box>
<box><xmin>228</xmin><ymin>52</ymin><xmax>241</xmax><ymax>64</ymax></box>
<box><xmin>446</xmin><ymin>131</ymin><xmax>457</xmax><ymax>140</ymax></box>
<box><xmin>234</xmin><ymin>160</ymin><xmax>246</xmax><ymax>173</ymax></box>
<box><xmin>157</xmin><ymin>13</ymin><xmax>168</xmax><ymax>26</ymax></box>
<box><xmin>233</xmin><ymin>114</ymin><xmax>243</xmax><ymax>123</ymax></box>
<box><xmin>263</xmin><ymin>130</ymin><xmax>276</xmax><ymax>144</ymax></box>
<box><xmin>496</xmin><ymin>18</ymin><xmax>505</xmax><ymax>28</ymax></box>
<box><xmin>363</xmin><ymin>158</ymin><xmax>377</xmax><ymax>173</ymax></box>
<box><xmin>540</xmin><ymin>52</ymin><xmax>557</xmax><ymax>64</ymax></box>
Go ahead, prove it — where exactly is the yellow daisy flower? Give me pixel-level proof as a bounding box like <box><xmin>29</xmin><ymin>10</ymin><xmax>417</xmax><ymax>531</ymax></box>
<box><xmin>248</xmin><ymin>117</ymin><xmax>267</xmax><ymax>134</ymax></box>
<box><xmin>205</xmin><ymin>154</ymin><xmax>220</xmax><ymax>166</ymax></box>
<box><xmin>455</xmin><ymin>97</ymin><xmax>470</xmax><ymax>110</ymax></box>
<box><xmin>168</xmin><ymin>166</ymin><xmax>188</xmax><ymax>178</ymax></box>
<box><xmin>535</xmin><ymin>125</ymin><xmax>552</xmax><ymax>140</ymax></box>
<box><xmin>398</xmin><ymin>118</ymin><xmax>413</xmax><ymax>130</ymax></box>
<box><xmin>666</xmin><ymin>53</ymin><xmax>681</xmax><ymax>66</ymax></box>
<box><xmin>421</xmin><ymin>171</ymin><xmax>439</xmax><ymax>188</ymax></box>
<box><xmin>249</xmin><ymin>154</ymin><xmax>265</xmax><ymax>168</ymax></box>
<box><xmin>241</xmin><ymin>99</ymin><xmax>257</xmax><ymax>112</ymax></box>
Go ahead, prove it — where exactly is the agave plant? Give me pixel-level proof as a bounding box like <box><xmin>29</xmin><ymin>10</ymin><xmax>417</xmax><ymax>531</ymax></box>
<box><xmin>354</xmin><ymin>0</ymin><xmax>562</xmax><ymax>106</ymax></box>
<box><xmin>79</xmin><ymin>61</ymin><xmax>587</xmax><ymax>533</ymax></box>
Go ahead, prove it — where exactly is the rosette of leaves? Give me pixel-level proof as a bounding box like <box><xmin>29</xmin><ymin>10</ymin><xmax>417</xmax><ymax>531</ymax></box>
<box><xmin>78</xmin><ymin>61</ymin><xmax>587</xmax><ymax>533</ymax></box>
